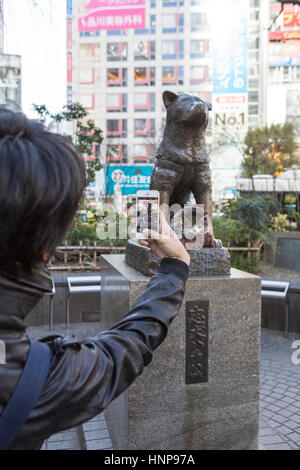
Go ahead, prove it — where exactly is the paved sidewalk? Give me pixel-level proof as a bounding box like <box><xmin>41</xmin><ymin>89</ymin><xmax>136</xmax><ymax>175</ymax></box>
<box><xmin>259</xmin><ymin>329</ymin><xmax>300</xmax><ymax>450</ymax></box>
<box><xmin>29</xmin><ymin>323</ymin><xmax>300</xmax><ymax>450</ymax></box>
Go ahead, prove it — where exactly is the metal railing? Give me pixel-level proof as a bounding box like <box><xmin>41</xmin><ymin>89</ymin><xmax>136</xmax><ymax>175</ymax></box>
<box><xmin>48</xmin><ymin>241</ymin><xmax>126</xmax><ymax>271</ymax></box>
<box><xmin>48</xmin><ymin>241</ymin><xmax>263</xmax><ymax>271</ymax></box>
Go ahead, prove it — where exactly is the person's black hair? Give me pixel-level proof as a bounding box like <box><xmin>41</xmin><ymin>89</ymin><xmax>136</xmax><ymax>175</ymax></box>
<box><xmin>0</xmin><ymin>109</ymin><xmax>86</xmax><ymax>274</ymax></box>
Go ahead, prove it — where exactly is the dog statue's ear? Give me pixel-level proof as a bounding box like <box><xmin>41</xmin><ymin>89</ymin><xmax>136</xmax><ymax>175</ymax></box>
<box><xmin>163</xmin><ymin>91</ymin><xmax>178</xmax><ymax>108</ymax></box>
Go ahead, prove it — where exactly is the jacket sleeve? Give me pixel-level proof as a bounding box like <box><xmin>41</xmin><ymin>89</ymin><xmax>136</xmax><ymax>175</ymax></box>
<box><xmin>42</xmin><ymin>258</ymin><xmax>189</xmax><ymax>433</ymax></box>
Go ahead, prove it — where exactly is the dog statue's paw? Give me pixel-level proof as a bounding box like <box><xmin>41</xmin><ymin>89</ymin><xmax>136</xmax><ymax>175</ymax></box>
<box><xmin>213</xmin><ymin>238</ymin><xmax>223</xmax><ymax>248</ymax></box>
<box><xmin>203</xmin><ymin>234</ymin><xmax>223</xmax><ymax>248</ymax></box>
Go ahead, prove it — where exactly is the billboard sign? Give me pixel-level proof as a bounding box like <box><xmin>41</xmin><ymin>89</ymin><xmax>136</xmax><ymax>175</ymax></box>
<box><xmin>269</xmin><ymin>30</ymin><xmax>300</xmax><ymax>41</ymax></box>
<box><xmin>213</xmin><ymin>0</ymin><xmax>248</xmax><ymax>135</ymax></box>
<box><xmin>106</xmin><ymin>165</ymin><xmax>153</xmax><ymax>195</ymax></box>
<box><xmin>85</xmin><ymin>0</ymin><xmax>145</xmax><ymax>8</ymax></box>
<box><xmin>213</xmin><ymin>6</ymin><xmax>248</xmax><ymax>95</ymax></box>
<box><xmin>67</xmin><ymin>0</ymin><xmax>73</xmax><ymax>15</ymax></box>
<box><xmin>78</xmin><ymin>7</ymin><xmax>146</xmax><ymax>31</ymax></box>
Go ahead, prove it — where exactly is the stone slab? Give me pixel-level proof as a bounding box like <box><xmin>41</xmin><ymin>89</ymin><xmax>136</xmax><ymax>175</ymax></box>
<box><xmin>101</xmin><ymin>255</ymin><xmax>261</xmax><ymax>450</ymax></box>
<box><xmin>125</xmin><ymin>239</ymin><xmax>231</xmax><ymax>277</ymax></box>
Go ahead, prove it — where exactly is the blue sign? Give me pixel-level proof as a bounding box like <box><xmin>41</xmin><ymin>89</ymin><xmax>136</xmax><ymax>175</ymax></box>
<box><xmin>67</xmin><ymin>0</ymin><xmax>73</xmax><ymax>15</ymax></box>
<box><xmin>269</xmin><ymin>57</ymin><xmax>300</xmax><ymax>67</ymax></box>
<box><xmin>213</xmin><ymin>3</ymin><xmax>248</xmax><ymax>95</ymax></box>
<box><xmin>106</xmin><ymin>165</ymin><xmax>153</xmax><ymax>196</ymax></box>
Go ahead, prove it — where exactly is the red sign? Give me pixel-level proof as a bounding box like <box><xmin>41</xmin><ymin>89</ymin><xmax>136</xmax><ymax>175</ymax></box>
<box><xmin>85</xmin><ymin>0</ymin><xmax>145</xmax><ymax>7</ymax></box>
<box><xmin>284</xmin><ymin>12</ymin><xmax>300</xmax><ymax>27</ymax></box>
<box><xmin>78</xmin><ymin>8</ymin><xmax>145</xmax><ymax>31</ymax></box>
<box><xmin>67</xmin><ymin>53</ymin><xmax>72</xmax><ymax>84</ymax></box>
<box><xmin>269</xmin><ymin>30</ymin><xmax>300</xmax><ymax>41</ymax></box>
<box><xmin>216</xmin><ymin>96</ymin><xmax>246</xmax><ymax>104</ymax></box>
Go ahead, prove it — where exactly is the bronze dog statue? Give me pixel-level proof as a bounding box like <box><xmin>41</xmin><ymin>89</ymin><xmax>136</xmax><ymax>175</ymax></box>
<box><xmin>150</xmin><ymin>91</ymin><xmax>217</xmax><ymax>247</ymax></box>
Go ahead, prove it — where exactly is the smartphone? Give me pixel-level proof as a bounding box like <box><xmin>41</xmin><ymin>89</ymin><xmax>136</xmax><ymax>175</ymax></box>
<box><xmin>136</xmin><ymin>190</ymin><xmax>160</xmax><ymax>239</ymax></box>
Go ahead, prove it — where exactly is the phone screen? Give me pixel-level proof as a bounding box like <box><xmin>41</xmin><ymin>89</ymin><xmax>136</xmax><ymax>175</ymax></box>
<box><xmin>136</xmin><ymin>196</ymin><xmax>159</xmax><ymax>237</ymax></box>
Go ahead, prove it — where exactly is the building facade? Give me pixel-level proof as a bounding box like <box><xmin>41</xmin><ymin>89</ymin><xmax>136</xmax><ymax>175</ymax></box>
<box><xmin>267</xmin><ymin>0</ymin><xmax>300</xmax><ymax>137</ymax></box>
<box><xmin>0</xmin><ymin>0</ymin><xmax>22</xmax><ymax>112</ymax></box>
<box><xmin>68</xmin><ymin>0</ymin><xmax>263</xmax><ymax>199</ymax></box>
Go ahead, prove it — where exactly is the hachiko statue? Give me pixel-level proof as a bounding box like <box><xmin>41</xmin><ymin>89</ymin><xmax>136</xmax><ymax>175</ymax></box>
<box><xmin>150</xmin><ymin>91</ymin><xmax>217</xmax><ymax>247</ymax></box>
<box><xmin>125</xmin><ymin>91</ymin><xmax>231</xmax><ymax>276</ymax></box>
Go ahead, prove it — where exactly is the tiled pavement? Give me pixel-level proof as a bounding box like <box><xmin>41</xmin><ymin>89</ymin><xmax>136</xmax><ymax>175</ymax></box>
<box><xmin>41</xmin><ymin>413</ymin><xmax>113</xmax><ymax>451</ymax></box>
<box><xmin>28</xmin><ymin>323</ymin><xmax>300</xmax><ymax>450</ymax></box>
<box><xmin>259</xmin><ymin>329</ymin><xmax>300</xmax><ymax>450</ymax></box>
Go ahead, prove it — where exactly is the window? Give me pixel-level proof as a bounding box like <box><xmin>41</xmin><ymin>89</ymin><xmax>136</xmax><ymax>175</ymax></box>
<box><xmin>163</xmin><ymin>1</ymin><xmax>184</xmax><ymax>6</ymax></box>
<box><xmin>250</xmin><ymin>9</ymin><xmax>260</xmax><ymax>22</ymax></box>
<box><xmin>249</xmin><ymin>50</ymin><xmax>259</xmax><ymax>63</ymax></box>
<box><xmin>134</xmin><ymin>93</ymin><xmax>156</xmax><ymax>112</ymax></box>
<box><xmin>162</xmin><ymin>13</ymin><xmax>184</xmax><ymax>33</ymax></box>
<box><xmin>191</xmin><ymin>0</ymin><xmax>206</xmax><ymax>4</ymax></box>
<box><xmin>107</xmin><ymin>42</ymin><xmax>127</xmax><ymax>61</ymax></box>
<box><xmin>249</xmin><ymin>104</ymin><xmax>258</xmax><ymax>115</ymax></box>
<box><xmin>107</xmin><ymin>94</ymin><xmax>127</xmax><ymax>112</ymax></box>
<box><xmin>249</xmin><ymin>37</ymin><xmax>260</xmax><ymax>49</ymax></box>
<box><xmin>107</xmin><ymin>29</ymin><xmax>128</xmax><ymax>37</ymax></box>
<box><xmin>107</xmin><ymin>119</ymin><xmax>127</xmax><ymax>137</ymax></box>
<box><xmin>191</xmin><ymin>90</ymin><xmax>212</xmax><ymax>103</ymax></box>
<box><xmin>249</xmin><ymin>91</ymin><xmax>258</xmax><ymax>103</ymax></box>
<box><xmin>79</xmin><ymin>44</ymin><xmax>100</xmax><ymax>58</ymax></box>
<box><xmin>135</xmin><ymin>14</ymin><xmax>156</xmax><ymax>34</ymax></box>
<box><xmin>79</xmin><ymin>68</ymin><xmax>99</xmax><ymax>84</ymax></box>
<box><xmin>190</xmin><ymin>66</ymin><xmax>206</xmax><ymax>83</ymax></box>
<box><xmin>80</xmin><ymin>31</ymin><xmax>100</xmax><ymax>38</ymax></box>
<box><xmin>134</xmin><ymin>119</ymin><xmax>155</xmax><ymax>136</ymax></box>
<box><xmin>191</xmin><ymin>13</ymin><xmax>207</xmax><ymax>31</ymax></box>
<box><xmin>107</xmin><ymin>145</ymin><xmax>128</xmax><ymax>163</ymax></box>
<box><xmin>79</xmin><ymin>94</ymin><xmax>95</xmax><ymax>110</ymax></box>
<box><xmin>297</xmin><ymin>67</ymin><xmax>300</xmax><ymax>80</ymax></box>
<box><xmin>133</xmin><ymin>144</ymin><xmax>149</xmax><ymax>162</ymax></box>
<box><xmin>134</xmin><ymin>41</ymin><xmax>156</xmax><ymax>60</ymax></box>
<box><xmin>283</xmin><ymin>66</ymin><xmax>290</xmax><ymax>82</ymax></box>
<box><xmin>162</xmin><ymin>66</ymin><xmax>184</xmax><ymax>85</ymax></box>
<box><xmin>248</xmin><ymin>64</ymin><xmax>259</xmax><ymax>76</ymax></box>
<box><xmin>162</xmin><ymin>40</ymin><xmax>184</xmax><ymax>59</ymax></box>
<box><xmin>249</xmin><ymin>79</ymin><xmax>259</xmax><ymax>89</ymax></box>
<box><xmin>107</xmin><ymin>68</ymin><xmax>127</xmax><ymax>86</ymax></box>
<box><xmin>134</xmin><ymin>67</ymin><xmax>155</xmax><ymax>86</ymax></box>
<box><xmin>190</xmin><ymin>39</ymin><xmax>209</xmax><ymax>58</ymax></box>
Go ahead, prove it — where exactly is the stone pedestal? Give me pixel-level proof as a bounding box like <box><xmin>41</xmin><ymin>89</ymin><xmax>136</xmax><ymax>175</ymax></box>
<box><xmin>101</xmin><ymin>255</ymin><xmax>261</xmax><ymax>450</ymax></box>
<box><xmin>125</xmin><ymin>239</ymin><xmax>231</xmax><ymax>277</ymax></box>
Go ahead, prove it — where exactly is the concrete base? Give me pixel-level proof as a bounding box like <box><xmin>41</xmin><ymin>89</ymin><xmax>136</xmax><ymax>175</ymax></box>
<box><xmin>125</xmin><ymin>239</ymin><xmax>231</xmax><ymax>277</ymax></box>
<box><xmin>101</xmin><ymin>255</ymin><xmax>261</xmax><ymax>450</ymax></box>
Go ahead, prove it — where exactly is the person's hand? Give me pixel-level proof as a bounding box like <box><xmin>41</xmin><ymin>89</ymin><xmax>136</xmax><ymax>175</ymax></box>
<box><xmin>139</xmin><ymin>211</ymin><xmax>190</xmax><ymax>266</ymax></box>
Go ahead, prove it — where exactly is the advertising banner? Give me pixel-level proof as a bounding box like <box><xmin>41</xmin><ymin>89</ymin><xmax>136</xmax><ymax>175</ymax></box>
<box><xmin>78</xmin><ymin>8</ymin><xmax>146</xmax><ymax>31</ymax></box>
<box><xmin>106</xmin><ymin>165</ymin><xmax>153</xmax><ymax>195</ymax></box>
<box><xmin>213</xmin><ymin>0</ymin><xmax>248</xmax><ymax>134</ymax></box>
<box><xmin>269</xmin><ymin>30</ymin><xmax>300</xmax><ymax>41</ymax></box>
<box><xmin>85</xmin><ymin>0</ymin><xmax>145</xmax><ymax>8</ymax></box>
<box><xmin>211</xmin><ymin>0</ymin><xmax>248</xmax><ymax>199</ymax></box>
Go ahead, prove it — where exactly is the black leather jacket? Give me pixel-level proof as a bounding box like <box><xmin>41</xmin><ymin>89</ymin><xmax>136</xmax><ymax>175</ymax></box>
<box><xmin>0</xmin><ymin>258</ymin><xmax>188</xmax><ymax>450</ymax></box>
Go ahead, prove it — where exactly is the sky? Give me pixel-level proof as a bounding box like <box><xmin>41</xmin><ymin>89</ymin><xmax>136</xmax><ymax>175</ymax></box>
<box><xmin>3</xmin><ymin>0</ymin><xmax>67</xmax><ymax>117</ymax></box>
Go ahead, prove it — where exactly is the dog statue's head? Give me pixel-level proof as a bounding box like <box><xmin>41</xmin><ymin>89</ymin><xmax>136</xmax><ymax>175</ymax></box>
<box><xmin>163</xmin><ymin>91</ymin><xmax>212</xmax><ymax>138</ymax></box>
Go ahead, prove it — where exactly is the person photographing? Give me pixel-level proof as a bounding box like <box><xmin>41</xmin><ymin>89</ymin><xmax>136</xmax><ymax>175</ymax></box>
<box><xmin>0</xmin><ymin>109</ymin><xmax>190</xmax><ymax>450</ymax></box>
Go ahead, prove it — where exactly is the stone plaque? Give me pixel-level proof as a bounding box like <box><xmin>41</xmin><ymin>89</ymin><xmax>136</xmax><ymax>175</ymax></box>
<box><xmin>185</xmin><ymin>300</ymin><xmax>209</xmax><ymax>384</ymax></box>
